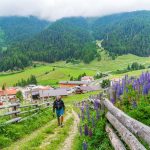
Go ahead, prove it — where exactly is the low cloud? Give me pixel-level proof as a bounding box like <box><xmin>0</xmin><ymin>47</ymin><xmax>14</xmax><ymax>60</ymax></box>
<box><xmin>0</xmin><ymin>0</ymin><xmax>150</xmax><ymax>20</ymax></box>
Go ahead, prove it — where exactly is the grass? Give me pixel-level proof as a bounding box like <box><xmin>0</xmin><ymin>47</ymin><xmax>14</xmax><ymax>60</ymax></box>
<box><xmin>0</xmin><ymin>109</ymin><xmax>53</xmax><ymax>149</ymax></box>
<box><xmin>111</xmin><ymin>68</ymin><xmax>150</xmax><ymax>79</ymax></box>
<box><xmin>46</xmin><ymin>117</ymin><xmax>74</xmax><ymax>150</ymax></box>
<box><xmin>71</xmin><ymin>134</ymin><xmax>83</xmax><ymax>150</ymax></box>
<box><xmin>63</xmin><ymin>91</ymin><xmax>100</xmax><ymax>105</ymax></box>
<box><xmin>0</xmin><ymin>53</ymin><xmax>150</xmax><ymax>87</ymax></box>
<box><xmin>18</xmin><ymin>108</ymin><xmax>73</xmax><ymax>150</ymax></box>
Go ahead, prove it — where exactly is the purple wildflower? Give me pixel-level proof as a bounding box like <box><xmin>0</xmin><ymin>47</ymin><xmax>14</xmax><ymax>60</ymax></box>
<box><xmin>91</xmin><ymin>116</ymin><xmax>95</xmax><ymax>127</ymax></box>
<box><xmin>143</xmin><ymin>84</ymin><xmax>149</xmax><ymax>95</ymax></box>
<box><xmin>110</xmin><ymin>98</ymin><xmax>115</xmax><ymax>104</ymax></box>
<box><xmin>132</xmin><ymin>101</ymin><xmax>137</xmax><ymax>108</ymax></box>
<box><xmin>84</xmin><ymin>124</ymin><xmax>88</xmax><ymax>136</ymax></box>
<box><xmin>88</xmin><ymin>129</ymin><xmax>93</xmax><ymax>137</ymax></box>
<box><xmin>96</xmin><ymin>109</ymin><xmax>100</xmax><ymax>119</ymax></box>
<box><xmin>82</xmin><ymin>113</ymin><xmax>85</xmax><ymax>121</ymax></box>
<box><xmin>83</xmin><ymin>141</ymin><xmax>88</xmax><ymax>150</ymax></box>
<box><xmin>79</xmin><ymin>126</ymin><xmax>82</xmax><ymax>136</ymax></box>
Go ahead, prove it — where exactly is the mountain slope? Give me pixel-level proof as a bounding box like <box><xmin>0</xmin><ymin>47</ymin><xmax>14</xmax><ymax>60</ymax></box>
<box><xmin>0</xmin><ymin>16</ymin><xmax>49</xmax><ymax>46</ymax></box>
<box><xmin>92</xmin><ymin>11</ymin><xmax>150</xmax><ymax>56</ymax></box>
<box><xmin>19</xmin><ymin>17</ymin><xmax>96</xmax><ymax>63</ymax></box>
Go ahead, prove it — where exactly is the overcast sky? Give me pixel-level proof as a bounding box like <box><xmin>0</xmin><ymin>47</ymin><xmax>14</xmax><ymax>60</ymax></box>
<box><xmin>0</xmin><ymin>0</ymin><xmax>150</xmax><ymax>20</ymax></box>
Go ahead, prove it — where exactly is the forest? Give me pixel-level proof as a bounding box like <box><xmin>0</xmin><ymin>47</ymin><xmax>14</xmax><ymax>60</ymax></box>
<box><xmin>1</xmin><ymin>11</ymin><xmax>150</xmax><ymax>71</ymax></box>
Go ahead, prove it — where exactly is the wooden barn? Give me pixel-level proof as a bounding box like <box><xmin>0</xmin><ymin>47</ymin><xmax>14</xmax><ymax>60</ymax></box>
<box><xmin>59</xmin><ymin>81</ymin><xmax>89</xmax><ymax>88</ymax></box>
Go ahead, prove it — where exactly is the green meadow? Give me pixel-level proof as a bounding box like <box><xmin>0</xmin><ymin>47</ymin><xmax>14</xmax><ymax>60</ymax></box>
<box><xmin>0</xmin><ymin>53</ymin><xmax>150</xmax><ymax>87</ymax></box>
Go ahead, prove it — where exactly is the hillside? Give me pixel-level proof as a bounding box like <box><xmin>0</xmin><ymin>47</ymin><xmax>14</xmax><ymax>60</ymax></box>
<box><xmin>19</xmin><ymin>17</ymin><xmax>96</xmax><ymax>63</ymax></box>
<box><xmin>0</xmin><ymin>16</ymin><xmax>49</xmax><ymax>48</ymax></box>
<box><xmin>92</xmin><ymin>11</ymin><xmax>150</xmax><ymax>56</ymax></box>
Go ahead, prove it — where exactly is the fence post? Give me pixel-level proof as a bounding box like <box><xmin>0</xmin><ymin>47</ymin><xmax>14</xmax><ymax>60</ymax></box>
<box><xmin>109</xmin><ymin>87</ymin><xmax>116</xmax><ymax>102</ymax></box>
<box><xmin>12</xmin><ymin>103</ymin><xmax>19</xmax><ymax>118</ymax></box>
<box><xmin>35</xmin><ymin>104</ymin><xmax>39</xmax><ymax>112</ymax></box>
<box><xmin>47</xmin><ymin>102</ymin><xmax>50</xmax><ymax>107</ymax></box>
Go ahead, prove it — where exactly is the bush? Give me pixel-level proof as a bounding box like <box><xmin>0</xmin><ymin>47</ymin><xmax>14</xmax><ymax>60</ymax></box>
<box><xmin>101</xmin><ymin>79</ymin><xmax>110</xmax><ymax>88</ymax></box>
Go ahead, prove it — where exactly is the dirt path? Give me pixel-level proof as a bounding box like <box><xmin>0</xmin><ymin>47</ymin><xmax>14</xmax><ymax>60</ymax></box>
<box><xmin>38</xmin><ymin>113</ymin><xmax>72</xmax><ymax>149</ymax></box>
<box><xmin>4</xmin><ymin>108</ymin><xmax>79</xmax><ymax>150</ymax></box>
<box><xmin>4</xmin><ymin>118</ymin><xmax>57</xmax><ymax>150</ymax></box>
<box><xmin>59</xmin><ymin>109</ymin><xmax>80</xmax><ymax>150</ymax></box>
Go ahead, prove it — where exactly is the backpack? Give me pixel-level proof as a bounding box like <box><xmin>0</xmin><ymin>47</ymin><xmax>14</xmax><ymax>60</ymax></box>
<box><xmin>54</xmin><ymin>100</ymin><xmax>64</xmax><ymax>110</ymax></box>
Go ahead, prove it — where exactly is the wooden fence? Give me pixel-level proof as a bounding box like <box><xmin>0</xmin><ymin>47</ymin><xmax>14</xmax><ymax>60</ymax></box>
<box><xmin>88</xmin><ymin>93</ymin><xmax>150</xmax><ymax>150</ymax></box>
<box><xmin>0</xmin><ymin>101</ymin><xmax>51</xmax><ymax>126</ymax></box>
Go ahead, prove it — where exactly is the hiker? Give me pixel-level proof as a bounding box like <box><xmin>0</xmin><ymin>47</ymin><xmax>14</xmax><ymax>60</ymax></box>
<box><xmin>53</xmin><ymin>96</ymin><xmax>65</xmax><ymax>127</ymax></box>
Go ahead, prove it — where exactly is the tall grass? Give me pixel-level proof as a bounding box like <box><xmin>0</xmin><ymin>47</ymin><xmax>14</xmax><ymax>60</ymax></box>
<box><xmin>0</xmin><ymin>108</ymin><xmax>53</xmax><ymax>149</ymax></box>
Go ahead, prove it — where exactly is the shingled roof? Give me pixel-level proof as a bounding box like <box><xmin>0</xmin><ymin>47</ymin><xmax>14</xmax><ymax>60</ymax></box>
<box><xmin>0</xmin><ymin>89</ymin><xmax>17</xmax><ymax>96</ymax></box>
<box><xmin>39</xmin><ymin>89</ymin><xmax>68</xmax><ymax>97</ymax></box>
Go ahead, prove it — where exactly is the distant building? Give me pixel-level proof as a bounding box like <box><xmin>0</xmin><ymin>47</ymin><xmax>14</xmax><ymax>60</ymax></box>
<box><xmin>22</xmin><ymin>85</ymin><xmax>69</xmax><ymax>101</ymax></box>
<box><xmin>81</xmin><ymin>76</ymin><xmax>94</xmax><ymax>83</ymax></box>
<box><xmin>39</xmin><ymin>88</ymin><xmax>68</xmax><ymax>98</ymax></box>
<box><xmin>59</xmin><ymin>81</ymin><xmax>89</xmax><ymax>88</ymax></box>
<box><xmin>22</xmin><ymin>85</ymin><xmax>53</xmax><ymax>101</ymax></box>
<box><xmin>80</xmin><ymin>85</ymin><xmax>100</xmax><ymax>92</ymax></box>
<box><xmin>0</xmin><ymin>88</ymin><xmax>18</xmax><ymax>102</ymax></box>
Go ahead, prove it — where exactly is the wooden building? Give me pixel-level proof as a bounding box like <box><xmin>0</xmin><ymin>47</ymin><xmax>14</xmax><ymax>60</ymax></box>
<box><xmin>59</xmin><ymin>81</ymin><xmax>89</xmax><ymax>88</ymax></box>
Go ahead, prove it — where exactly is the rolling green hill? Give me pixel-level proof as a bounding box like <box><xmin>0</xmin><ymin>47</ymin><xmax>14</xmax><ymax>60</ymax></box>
<box><xmin>0</xmin><ymin>53</ymin><xmax>150</xmax><ymax>87</ymax></box>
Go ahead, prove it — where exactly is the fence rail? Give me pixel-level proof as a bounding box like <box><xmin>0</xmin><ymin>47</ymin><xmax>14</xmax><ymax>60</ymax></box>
<box><xmin>0</xmin><ymin>101</ymin><xmax>51</xmax><ymax>126</ymax></box>
<box><xmin>88</xmin><ymin>93</ymin><xmax>150</xmax><ymax>149</ymax></box>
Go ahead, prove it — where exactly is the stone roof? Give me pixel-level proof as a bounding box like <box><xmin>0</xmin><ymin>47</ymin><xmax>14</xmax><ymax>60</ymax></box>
<box><xmin>39</xmin><ymin>89</ymin><xmax>68</xmax><ymax>97</ymax></box>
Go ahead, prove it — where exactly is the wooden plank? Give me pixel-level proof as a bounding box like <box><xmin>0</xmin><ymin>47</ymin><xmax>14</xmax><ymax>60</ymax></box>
<box><xmin>19</xmin><ymin>110</ymin><xmax>29</xmax><ymax>115</ymax></box>
<box><xmin>0</xmin><ymin>110</ymin><xmax>20</xmax><ymax>117</ymax></box>
<box><xmin>19</xmin><ymin>108</ymin><xmax>40</xmax><ymax>115</ymax></box>
<box><xmin>106</xmin><ymin>123</ymin><xmax>126</xmax><ymax>150</ymax></box>
<box><xmin>4</xmin><ymin>117</ymin><xmax>22</xmax><ymax>125</ymax></box>
<box><xmin>106</xmin><ymin>112</ymin><xmax>146</xmax><ymax>150</ymax></box>
<box><xmin>38</xmin><ymin>102</ymin><xmax>49</xmax><ymax>107</ymax></box>
<box><xmin>19</xmin><ymin>104</ymin><xmax>37</xmax><ymax>108</ymax></box>
<box><xmin>0</xmin><ymin>103</ymin><xmax>20</xmax><ymax>109</ymax></box>
<box><xmin>104</xmin><ymin>99</ymin><xmax>150</xmax><ymax>146</ymax></box>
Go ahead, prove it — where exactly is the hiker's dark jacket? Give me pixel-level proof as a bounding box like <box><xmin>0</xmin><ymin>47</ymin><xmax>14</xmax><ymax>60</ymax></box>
<box><xmin>53</xmin><ymin>99</ymin><xmax>65</xmax><ymax>112</ymax></box>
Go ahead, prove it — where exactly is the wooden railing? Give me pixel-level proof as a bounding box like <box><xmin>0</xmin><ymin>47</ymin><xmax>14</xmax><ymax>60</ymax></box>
<box><xmin>88</xmin><ymin>94</ymin><xmax>150</xmax><ymax>150</ymax></box>
<box><xmin>0</xmin><ymin>101</ymin><xmax>51</xmax><ymax>126</ymax></box>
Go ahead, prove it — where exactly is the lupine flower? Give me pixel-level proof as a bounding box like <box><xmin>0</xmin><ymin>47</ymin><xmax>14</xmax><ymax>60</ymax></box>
<box><xmin>81</xmin><ymin>106</ymin><xmax>85</xmax><ymax>113</ymax></box>
<box><xmin>84</xmin><ymin>124</ymin><xmax>88</xmax><ymax>136</ymax></box>
<box><xmin>83</xmin><ymin>141</ymin><xmax>88</xmax><ymax>150</ymax></box>
<box><xmin>94</xmin><ymin>100</ymin><xmax>99</xmax><ymax>110</ymax></box>
<box><xmin>132</xmin><ymin>101</ymin><xmax>137</xmax><ymax>108</ymax></box>
<box><xmin>86</xmin><ymin>104</ymin><xmax>90</xmax><ymax>121</ymax></box>
<box><xmin>96</xmin><ymin>109</ymin><xmax>100</xmax><ymax>119</ymax></box>
<box><xmin>110</xmin><ymin>98</ymin><xmax>115</xmax><ymax>104</ymax></box>
<box><xmin>91</xmin><ymin>116</ymin><xmax>95</xmax><ymax>127</ymax></box>
<box><xmin>82</xmin><ymin>114</ymin><xmax>85</xmax><ymax>121</ymax></box>
<box><xmin>79</xmin><ymin>126</ymin><xmax>82</xmax><ymax>136</ymax></box>
<box><xmin>88</xmin><ymin>129</ymin><xmax>93</xmax><ymax>137</ymax></box>
<box><xmin>143</xmin><ymin>84</ymin><xmax>149</xmax><ymax>95</ymax></box>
